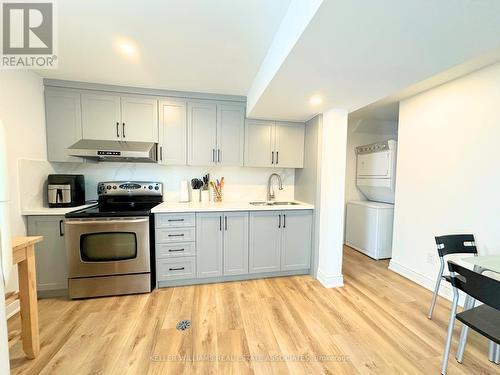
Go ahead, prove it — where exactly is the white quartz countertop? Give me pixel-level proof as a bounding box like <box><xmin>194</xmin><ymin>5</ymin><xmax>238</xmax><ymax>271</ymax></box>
<box><xmin>151</xmin><ymin>200</ymin><xmax>314</xmax><ymax>213</ymax></box>
<box><xmin>22</xmin><ymin>203</ymin><xmax>97</xmax><ymax>216</ymax></box>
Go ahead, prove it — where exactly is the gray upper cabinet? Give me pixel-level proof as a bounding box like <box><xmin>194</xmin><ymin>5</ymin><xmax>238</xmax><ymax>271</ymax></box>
<box><xmin>249</xmin><ymin>211</ymin><xmax>282</xmax><ymax>273</ymax></box>
<box><xmin>120</xmin><ymin>96</ymin><xmax>159</xmax><ymax>143</ymax></box>
<box><xmin>275</xmin><ymin>121</ymin><xmax>305</xmax><ymax>168</ymax></box>
<box><xmin>223</xmin><ymin>212</ymin><xmax>249</xmax><ymax>275</ymax></box>
<box><xmin>27</xmin><ymin>216</ymin><xmax>68</xmax><ymax>294</ymax></box>
<box><xmin>196</xmin><ymin>212</ymin><xmax>223</xmax><ymax>278</ymax></box>
<box><xmin>81</xmin><ymin>92</ymin><xmax>121</xmax><ymax>141</ymax></box>
<box><xmin>245</xmin><ymin>119</ymin><xmax>275</xmax><ymax>167</ymax></box>
<box><xmin>44</xmin><ymin>88</ymin><xmax>83</xmax><ymax>163</ymax></box>
<box><xmin>187</xmin><ymin>102</ymin><xmax>217</xmax><ymax>166</ymax></box>
<box><xmin>217</xmin><ymin>104</ymin><xmax>245</xmax><ymax>166</ymax></box>
<box><xmin>158</xmin><ymin>99</ymin><xmax>187</xmax><ymax>165</ymax></box>
<box><xmin>245</xmin><ymin>119</ymin><xmax>305</xmax><ymax>168</ymax></box>
<box><xmin>280</xmin><ymin>211</ymin><xmax>312</xmax><ymax>271</ymax></box>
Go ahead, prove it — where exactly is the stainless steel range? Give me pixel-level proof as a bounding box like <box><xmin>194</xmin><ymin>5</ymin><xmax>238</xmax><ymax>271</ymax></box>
<box><xmin>64</xmin><ymin>181</ymin><xmax>163</xmax><ymax>299</ymax></box>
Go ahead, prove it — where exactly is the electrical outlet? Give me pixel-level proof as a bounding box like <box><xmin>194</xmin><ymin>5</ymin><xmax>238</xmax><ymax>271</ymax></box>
<box><xmin>426</xmin><ymin>253</ymin><xmax>435</xmax><ymax>264</ymax></box>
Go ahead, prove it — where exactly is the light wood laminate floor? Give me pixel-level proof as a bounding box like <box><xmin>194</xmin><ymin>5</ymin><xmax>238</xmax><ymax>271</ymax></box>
<box><xmin>8</xmin><ymin>247</ymin><xmax>499</xmax><ymax>374</ymax></box>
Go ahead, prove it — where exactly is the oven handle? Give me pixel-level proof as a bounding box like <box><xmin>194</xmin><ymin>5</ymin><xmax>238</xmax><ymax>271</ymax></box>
<box><xmin>65</xmin><ymin>218</ymin><xmax>148</xmax><ymax>225</ymax></box>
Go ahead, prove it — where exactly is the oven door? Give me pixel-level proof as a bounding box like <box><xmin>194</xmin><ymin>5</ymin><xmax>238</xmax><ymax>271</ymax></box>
<box><xmin>65</xmin><ymin>217</ymin><xmax>150</xmax><ymax>278</ymax></box>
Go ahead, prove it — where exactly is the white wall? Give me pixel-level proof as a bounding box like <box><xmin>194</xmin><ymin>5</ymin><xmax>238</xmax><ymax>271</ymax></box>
<box><xmin>390</xmin><ymin>62</ymin><xmax>500</xmax><ymax>300</ymax></box>
<box><xmin>0</xmin><ymin>71</ymin><xmax>46</xmax><ymax>293</ymax></box>
<box><xmin>344</xmin><ymin>118</ymin><xmax>398</xmax><ymax>203</ymax></box>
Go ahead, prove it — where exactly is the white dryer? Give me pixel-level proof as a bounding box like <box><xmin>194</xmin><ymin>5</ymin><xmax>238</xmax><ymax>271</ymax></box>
<box><xmin>356</xmin><ymin>139</ymin><xmax>397</xmax><ymax>204</ymax></box>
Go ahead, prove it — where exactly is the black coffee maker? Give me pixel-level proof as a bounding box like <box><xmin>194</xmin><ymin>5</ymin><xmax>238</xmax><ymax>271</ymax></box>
<box><xmin>47</xmin><ymin>174</ymin><xmax>85</xmax><ymax>207</ymax></box>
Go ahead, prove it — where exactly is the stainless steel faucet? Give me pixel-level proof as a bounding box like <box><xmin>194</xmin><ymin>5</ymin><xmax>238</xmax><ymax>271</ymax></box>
<box><xmin>267</xmin><ymin>173</ymin><xmax>283</xmax><ymax>201</ymax></box>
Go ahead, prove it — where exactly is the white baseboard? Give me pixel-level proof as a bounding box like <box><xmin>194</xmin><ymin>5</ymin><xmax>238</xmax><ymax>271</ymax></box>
<box><xmin>389</xmin><ymin>259</ymin><xmax>466</xmax><ymax>307</ymax></box>
<box><xmin>316</xmin><ymin>269</ymin><xmax>344</xmax><ymax>288</ymax></box>
<box><xmin>6</xmin><ymin>299</ymin><xmax>20</xmax><ymax>319</ymax></box>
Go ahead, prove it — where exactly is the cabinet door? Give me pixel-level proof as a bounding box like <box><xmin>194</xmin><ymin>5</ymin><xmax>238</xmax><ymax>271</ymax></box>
<box><xmin>196</xmin><ymin>213</ymin><xmax>223</xmax><ymax>278</ymax></box>
<box><xmin>244</xmin><ymin>119</ymin><xmax>275</xmax><ymax>167</ymax></box>
<box><xmin>281</xmin><ymin>211</ymin><xmax>312</xmax><ymax>271</ymax></box>
<box><xmin>81</xmin><ymin>92</ymin><xmax>121</xmax><ymax>140</ymax></box>
<box><xmin>223</xmin><ymin>212</ymin><xmax>249</xmax><ymax>276</ymax></box>
<box><xmin>158</xmin><ymin>99</ymin><xmax>187</xmax><ymax>165</ymax></box>
<box><xmin>217</xmin><ymin>104</ymin><xmax>245</xmax><ymax>166</ymax></box>
<box><xmin>249</xmin><ymin>211</ymin><xmax>281</xmax><ymax>273</ymax></box>
<box><xmin>187</xmin><ymin>102</ymin><xmax>217</xmax><ymax>166</ymax></box>
<box><xmin>121</xmin><ymin>96</ymin><xmax>159</xmax><ymax>142</ymax></box>
<box><xmin>275</xmin><ymin>121</ymin><xmax>305</xmax><ymax>168</ymax></box>
<box><xmin>27</xmin><ymin>216</ymin><xmax>68</xmax><ymax>291</ymax></box>
<box><xmin>45</xmin><ymin>88</ymin><xmax>83</xmax><ymax>163</ymax></box>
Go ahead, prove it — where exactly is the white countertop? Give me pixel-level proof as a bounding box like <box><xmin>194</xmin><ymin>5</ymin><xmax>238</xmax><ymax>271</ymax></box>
<box><xmin>151</xmin><ymin>200</ymin><xmax>314</xmax><ymax>213</ymax></box>
<box><xmin>22</xmin><ymin>203</ymin><xmax>97</xmax><ymax>216</ymax></box>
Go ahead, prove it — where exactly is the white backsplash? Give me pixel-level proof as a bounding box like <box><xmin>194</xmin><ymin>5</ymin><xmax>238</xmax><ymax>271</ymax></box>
<box><xmin>47</xmin><ymin>162</ymin><xmax>295</xmax><ymax>203</ymax></box>
<box><xmin>18</xmin><ymin>159</ymin><xmax>56</xmax><ymax>211</ymax></box>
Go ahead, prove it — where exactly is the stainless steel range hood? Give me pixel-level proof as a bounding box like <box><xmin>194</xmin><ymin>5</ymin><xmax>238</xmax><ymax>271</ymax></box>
<box><xmin>67</xmin><ymin>139</ymin><xmax>157</xmax><ymax>163</ymax></box>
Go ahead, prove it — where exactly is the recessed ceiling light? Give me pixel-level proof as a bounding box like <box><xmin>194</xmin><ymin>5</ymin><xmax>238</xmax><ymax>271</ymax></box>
<box><xmin>119</xmin><ymin>42</ymin><xmax>137</xmax><ymax>56</ymax></box>
<box><xmin>309</xmin><ymin>95</ymin><xmax>323</xmax><ymax>106</ymax></box>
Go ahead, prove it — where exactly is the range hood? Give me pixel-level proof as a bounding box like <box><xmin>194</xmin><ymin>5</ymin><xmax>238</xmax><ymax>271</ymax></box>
<box><xmin>67</xmin><ymin>139</ymin><xmax>157</xmax><ymax>163</ymax></box>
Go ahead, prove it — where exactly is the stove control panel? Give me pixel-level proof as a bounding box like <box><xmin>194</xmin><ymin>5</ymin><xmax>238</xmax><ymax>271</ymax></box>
<box><xmin>98</xmin><ymin>181</ymin><xmax>163</xmax><ymax>196</ymax></box>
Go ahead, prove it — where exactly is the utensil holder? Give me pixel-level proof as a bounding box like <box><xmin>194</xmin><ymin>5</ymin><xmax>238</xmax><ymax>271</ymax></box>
<box><xmin>212</xmin><ymin>188</ymin><xmax>223</xmax><ymax>202</ymax></box>
<box><xmin>201</xmin><ymin>189</ymin><xmax>210</xmax><ymax>203</ymax></box>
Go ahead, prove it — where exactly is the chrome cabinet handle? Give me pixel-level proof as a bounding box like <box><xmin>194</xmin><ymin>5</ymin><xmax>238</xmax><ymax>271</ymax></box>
<box><xmin>168</xmin><ymin>234</ymin><xmax>185</xmax><ymax>237</ymax></box>
<box><xmin>283</xmin><ymin>214</ymin><xmax>286</xmax><ymax>228</ymax></box>
<box><xmin>168</xmin><ymin>248</ymin><xmax>185</xmax><ymax>252</ymax></box>
<box><xmin>219</xmin><ymin>216</ymin><xmax>222</xmax><ymax>231</ymax></box>
<box><xmin>224</xmin><ymin>216</ymin><xmax>227</xmax><ymax>231</ymax></box>
<box><xmin>59</xmin><ymin>219</ymin><xmax>64</xmax><ymax>236</ymax></box>
<box><xmin>116</xmin><ymin>122</ymin><xmax>120</xmax><ymax>138</ymax></box>
<box><xmin>168</xmin><ymin>219</ymin><xmax>184</xmax><ymax>222</ymax></box>
<box><xmin>271</xmin><ymin>151</ymin><xmax>274</xmax><ymax>164</ymax></box>
<box><xmin>159</xmin><ymin>146</ymin><xmax>163</xmax><ymax>161</ymax></box>
<box><xmin>169</xmin><ymin>267</ymin><xmax>185</xmax><ymax>271</ymax></box>
<box><xmin>276</xmin><ymin>151</ymin><xmax>279</xmax><ymax>165</ymax></box>
<box><xmin>278</xmin><ymin>214</ymin><xmax>281</xmax><ymax>228</ymax></box>
<box><xmin>218</xmin><ymin>149</ymin><xmax>221</xmax><ymax>163</ymax></box>
<box><xmin>122</xmin><ymin>122</ymin><xmax>126</xmax><ymax>138</ymax></box>
<box><xmin>212</xmin><ymin>149</ymin><xmax>215</xmax><ymax>162</ymax></box>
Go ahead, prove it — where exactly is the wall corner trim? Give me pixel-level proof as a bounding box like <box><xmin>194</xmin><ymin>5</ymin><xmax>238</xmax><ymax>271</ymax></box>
<box><xmin>316</xmin><ymin>269</ymin><xmax>343</xmax><ymax>288</ymax></box>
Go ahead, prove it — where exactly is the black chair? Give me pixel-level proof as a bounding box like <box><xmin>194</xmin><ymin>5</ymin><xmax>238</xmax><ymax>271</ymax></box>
<box><xmin>428</xmin><ymin>234</ymin><xmax>477</xmax><ymax>319</ymax></box>
<box><xmin>441</xmin><ymin>261</ymin><xmax>500</xmax><ymax>374</ymax></box>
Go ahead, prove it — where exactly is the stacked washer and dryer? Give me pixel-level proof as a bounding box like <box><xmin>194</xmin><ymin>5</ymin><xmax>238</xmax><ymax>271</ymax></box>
<box><xmin>345</xmin><ymin>140</ymin><xmax>397</xmax><ymax>260</ymax></box>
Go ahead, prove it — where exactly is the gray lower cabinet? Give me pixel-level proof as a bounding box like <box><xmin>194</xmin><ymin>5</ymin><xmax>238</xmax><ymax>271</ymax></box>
<box><xmin>223</xmin><ymin>212</ymin><xmax>249</xmax><ymax>276</ymax></box>
<box><xmin>196</xmin><ymin>212</ymin><xmax>223</xmax><ymax>278</ymax></box>
<box><xmin>280</xmin><ymin>211</ymin><xmax>312</xmax><ymax>271</ymax></box>
<box><xmin>27</xmin><ymin>216</ymin><xmax>68</xmax><ymax>294</ymax></box>
<box><xmin>249</xmin><ymin>211</ymin><xmax>282</xmax><ymax>273</ymax></box>
<box><xmin>249</xmin><ymin>210</ymin><xmax>312</xmax><ymax>273</ymax></box>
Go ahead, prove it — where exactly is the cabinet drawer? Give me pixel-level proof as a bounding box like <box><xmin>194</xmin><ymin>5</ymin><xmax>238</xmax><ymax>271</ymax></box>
<box><xmin>156</xmin><ymin>213</ymin><xmax>195</xmax><ymax>228</ymax></box>
<box><xmin>156</xmin><ymin>242</ymin><xmax>196</xmax><ymax>258</ymax></box>
<box><xmin>156</xmin><ymin>227</ymin><xmax>195</xmax><ymax>243</ymax></box>
<box><xmin>157</xmin><ymin>257</ymin><xmax>196</xmax><ymax>281</ymax></box>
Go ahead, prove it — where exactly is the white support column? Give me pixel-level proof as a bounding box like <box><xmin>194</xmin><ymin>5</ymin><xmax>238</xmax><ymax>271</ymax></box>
<box><xmin>316</xmin><ymin>108</ymin><xmax>348</xmax><ymax>288</ymax></box>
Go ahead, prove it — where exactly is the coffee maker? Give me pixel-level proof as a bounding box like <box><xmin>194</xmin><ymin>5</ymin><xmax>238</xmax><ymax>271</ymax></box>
<box><xmin>47</xmin><ymin>174</ymin><xmax>85</xmax><ymax>208</ymax></box>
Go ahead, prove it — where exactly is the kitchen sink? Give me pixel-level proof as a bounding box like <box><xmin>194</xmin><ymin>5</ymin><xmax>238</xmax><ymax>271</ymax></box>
<box><xmin>249</xmin><ymin>201</ymin><xmax>300</xmax><ymax>206</ymax></box>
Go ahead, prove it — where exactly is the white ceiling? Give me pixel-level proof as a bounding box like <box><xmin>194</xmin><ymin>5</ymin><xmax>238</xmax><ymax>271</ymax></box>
<box><xmin>40</xmin><ymin>0</ymin><xmax>291</xmax><ymax>95</ymax></box>
<box><xmin>248</xmin><ymin>0</ymin><xmax>500</xmax><ymax>121</ymax></box>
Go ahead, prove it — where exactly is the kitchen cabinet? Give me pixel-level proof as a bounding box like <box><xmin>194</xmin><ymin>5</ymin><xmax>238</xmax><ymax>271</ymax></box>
<box><xmin>120</xmin><ymin>96</ymin><xmax>158</xmax><ymax>142</ymax></box>
<box><xmin>245</xmin><ymin>120</ymin><xmax>305</xmax><ymax>168</ymax></box>
<box><xmin>196</xmin><ymin>212</ymin><xmax>223</xmax><ymax>278</ymax></box>
<box><xmin>217</xmin><ymin>104</ymin><xmax>245</xmax><ymax>166</ymax></box>
<box><xmin>44</xmin><ymin>88</ymin><xmax>83</xmax><ymax>163</ymax></box>
<box><xmin>280</xmin><ymin>211</ymin><xmax>312</xmax><ymax>271</ymax></box>
<box><xmin>158</xmin><ymin>99</ymin><xmax>187</xmax><ymax>165</ymax></box>
<box><xmin>249</xmin><ymin>211</ymin><xmax>282</xmax><ymax>273</ymax></box>
<box><xmin>27</xmin><ymin>216</ymin><xmax>68</xmax><ymax>294</ymax></box>
<box><xmin>81</xmin><ymin>92</ymin><xmax>121</xmax><ymax>141</ymax></box>
<box><xmin>223</xmin><ymin>212</ymin><xmax>249</xmax><ymax>275</ymax></box>
<box><xmin>188</xmin><ymin>101</ymin><xmax>245</xmax><ymax>166</ymax></box>
<box><xmin>249</xmin><ymin>210</ymin><xmax>312</xmax><ymax>273</ymax></box>
<box><xmin>81</xmin><ymin>92</ymin><xmax>158</xmax><ymax>142</ymax></box>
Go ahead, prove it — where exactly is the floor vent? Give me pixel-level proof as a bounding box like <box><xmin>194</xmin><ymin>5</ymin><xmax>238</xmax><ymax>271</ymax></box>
<box><xmin>176</xmin><ymin>320</ymin><xmax>191</xmax><ymax>331</ymax></box>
